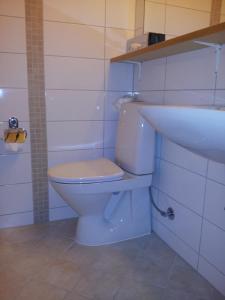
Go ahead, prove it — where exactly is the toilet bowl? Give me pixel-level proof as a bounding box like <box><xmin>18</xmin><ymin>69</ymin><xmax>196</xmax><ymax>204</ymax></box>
<box><xmin>48</xmin><ymin>158</ymin><xmax>152</xmax><ymax>245</ymax></box>
<box><xmin>48</xmin><ymin>102</ymin><xmax>155</xmax><ymax>246</ymax></box>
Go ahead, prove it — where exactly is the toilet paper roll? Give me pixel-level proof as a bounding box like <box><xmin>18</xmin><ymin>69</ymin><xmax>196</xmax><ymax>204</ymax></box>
<box><xmin>4</xmin><ymin>142</ymin><xmax>23</xmax><ymax>153</ymax></box>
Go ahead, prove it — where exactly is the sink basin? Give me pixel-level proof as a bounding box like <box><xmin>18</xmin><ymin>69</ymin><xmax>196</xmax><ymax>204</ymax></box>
<box><xmin>140</xmin><ymin>105</ymin><xmax>225</xmax><ymax>164</ymax></box>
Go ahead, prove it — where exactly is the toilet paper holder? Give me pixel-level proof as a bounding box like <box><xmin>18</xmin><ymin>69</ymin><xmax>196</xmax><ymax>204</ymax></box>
<box><xmin>1</xmin><ymin>117</ymin><xmax>27</xmax><ymax>144</ymax></box>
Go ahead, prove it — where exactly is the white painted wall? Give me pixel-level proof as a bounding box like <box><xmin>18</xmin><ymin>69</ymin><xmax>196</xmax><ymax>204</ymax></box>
<box><xmin>0</xmin><ymin>0</ymin><xmax>33</xmax><ymax>228</ymax></box>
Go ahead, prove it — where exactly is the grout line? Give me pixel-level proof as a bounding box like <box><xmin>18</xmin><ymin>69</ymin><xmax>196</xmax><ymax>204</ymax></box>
<box><xmin>197</xmin><ymin>160</ymin><xmax>209</xmax><ymax>270</ymax></box>
<box><xmin>0</xmin><ymin>210</ymin><xmax>33</xmax><ymax>217</ymax></box>
<box><xmin>147</xmin><ymin>0</ymin><xmax>212</xmax><ymax>13</ymax></box>
<box><xmin>154</xmin><ymin>186</ymin><xmax>204</xmax><ymax>218</ymax></box>
<box><xmin>159</xmin><ymin>157</ymin><xmax>207</xmax><ymax>178</ymax></box>
<box><xmin>47</xmin><ymin>120</ymin><xmax>110</xmax><ymax>122</ymax></box>
<box><xmin>131</xmin><ymin>88</ymin><xmax>217</xmax><ymax>92</ymax></box>
<box><xmin>45</xmin><ymin>88</ymin><xmax>133</xmax><ymax>92</ymax></box>
<box><xmin>160</xmin><ymin>155</ymin><xmax>225</xmax><ymax>188</ymax></box>
<box><xmin>199</xmin><ymin>254</ymin><xmax>225</xmax><ymax>277</ymax></box>
<box><xmin>0</xmin><ymin>14</ymin><xmax>25</xmax><ymax>19</ymax></box>
<box><xmin>203</xmin><ymin>217</ymin><xmax>225</xmax><ymax>235</ymax></box>
<box><xmin>43</xmin><ymin>18</ymin><xmax>134</xmax><ymax>31</ymax></box>
<box><xmin>0</xmin><ymin>51</ymin><xmax>26</xmax><ymax>55</ymax></box>
<box><xmin>102</xmin><ymin>0</ymin><xmax>107</xmax><ymax>157</ymax></box>
<box><xmin>0</xmin><ymin>181</ymin><xmax>32</xmax><ymax>187</ymax></box>
<box><xmin>45</xmin><ymin>54</ymin><xmax>105</xmax><ymax>61</ymax></box>
<box><xmin>153</xmin><ymin>216</ymin><xmax>199</xmax><ymax>260</ymax></box>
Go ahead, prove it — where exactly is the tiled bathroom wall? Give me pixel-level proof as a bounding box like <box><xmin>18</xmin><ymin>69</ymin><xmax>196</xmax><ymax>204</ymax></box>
<box><xmin>43</xmin><ymin>0</ymin><xmax>135</xmax><ymax>221</ymax></box>
<box><xmin>0</xmin><ymin>0</ymin><xmax>136</xmax><ymax>225</ymax></box>
<box><xmin>144</xmin><ymin>0</ymin><xmax>225</xmax><ymax>38</ymax></box>
<box><xmin>134</xmin><ymin>45</ymin><xmax>225</xmax><ymax>295</ymax></box>
<box><xmin>0</xmin><ymin>0</ymin><xmax>33</xmax><ymax>227</ymax></box>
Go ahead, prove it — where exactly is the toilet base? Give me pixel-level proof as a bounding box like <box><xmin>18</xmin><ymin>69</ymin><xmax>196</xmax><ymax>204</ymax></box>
<box><xmin>74</xmin><ymin>188</ymin><xmax>151</xmax><ymax>246</ymax></box>
<box><xmin>75</xmin><ymin>215</ymin><xmax>151</xmax><ymax>246</ymax></box>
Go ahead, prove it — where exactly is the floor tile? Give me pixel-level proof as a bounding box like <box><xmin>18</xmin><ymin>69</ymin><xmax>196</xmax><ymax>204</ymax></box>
<box><xmin>0</xmin><ymin>219</ymin><xmax>224</xmax><ymax>300</ymax></box>
<box><xmin>17</xmin><ymin>279</ymin><xmax>67</xmax><ymax>300</ymax></box>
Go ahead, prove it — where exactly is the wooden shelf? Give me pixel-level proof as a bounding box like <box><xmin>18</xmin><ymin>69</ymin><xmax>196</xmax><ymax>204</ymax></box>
<box><xmin>111</xmin><ymin>22</ymin><xmax>225</xmax><ymax>63</ymax></box>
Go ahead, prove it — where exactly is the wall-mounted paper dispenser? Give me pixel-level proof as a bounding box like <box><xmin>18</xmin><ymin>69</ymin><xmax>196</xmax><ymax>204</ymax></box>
<box><xmin>2</xmin><ymin>117</ymin><xmax>27</xmax><ymax>144</ymax></box>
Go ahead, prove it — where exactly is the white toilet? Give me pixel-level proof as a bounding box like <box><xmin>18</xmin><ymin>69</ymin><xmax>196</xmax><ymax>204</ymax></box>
<box><xmin>48</xmin><ymin>102</ymin><xmax>155</xmax><ymax>246</ymax></box>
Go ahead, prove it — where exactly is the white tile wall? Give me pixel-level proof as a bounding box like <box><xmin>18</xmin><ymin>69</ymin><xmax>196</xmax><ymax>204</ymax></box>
<box><xmin>0</xmin><ymin>0</ymin><xmax>25</xmax><ymax>17</ymax></box>
<box><xmin>0</xmin><ymin>89</ymin><xmax>29</xmax><ymax>121</ymax></box>
<box><xmin>103</xmin><ymin>121</ymin><xmax>118</xmax><ymax>148</ymax></box>
<box><xmin>44</xmin><ymin>0</ymin><xmax>105</xmax><ymax>26</ymax></box>
<box><xmin>216</xmin><ymin>46</ymin><xmax>225</xmax><ymax>90</ymax></box>
<box><xmin>47</xmin><ymin>121</ymin><xmax>104</xmax><ymax>151</ymax></box>
<box><xmin>103</xmin><ymin>148</ymin><xmax>116</xmax><ymax>161</ymax></box>
<box><xmin>0</xmin><ymin>212</ymin><xmax>33</xmax><ymax>229</ymax></box>
<box><xmin>48</xmin><ymin>149</ymin><xmax>103</xmax><ymax>168</ymax></box>
<box><xmin>164</xmin><ymin>90</ymin><xmax>214</xmax><ymax>106</ymax></box>
<box><xmin>165</xmin><ymin>48</ymin><xmax>215</xmax><ymax>90</ymax></box>
<box><xmin>0</xmin><ymin>183</ymin><xmax>33</xmax><ymax>215</ymax></box>
<box><xmin>214</xmin><ymin>90</ymin><xmax>225</xmax><ymax>105</ymax></box>
<box><xmin>199</xmin><ymin>257</ymin><xmax>225</xmax><ymax>296</ymax></box>
<box><xmin>134</xmin><ymin>58</ymin><xmax>166</xmax><ymax>91</ymax></box>
<box><xmin>144</xmin><ymin>1</ymin><xmax>166</xmax><ymax>33</ymax></box>
<box><xmin>153</xmin><ymin>218</ymin><xmax>199</xmax><ymax>268</ymax></box>
<box><xmin>138</xmin><ymin>91</ymin><xmax>164</xmax><ymax>104</ymax></box>
<box><xmin>105</xmin><ymin>28</ymin><xmax>134</xmax><ymax>59</ymax></box>
<box><xmin>207</xmin><ymin>160</ymin><xmax>225</xmax><ymax>185</ymax></box>
<box><xmin>159</xmin><ymin>160</ymin><xmax>206</xmax><ymax>214</ymax></box>
<box><xmin>221</xmin><ymin>0</ymin><xmax>225</xmax><ymax>14</ymax></box>
<box><xmin>106</xmin><ymin>0</ymin><xmax>135</xmax><ymax>30</ymax></box>
<box><xmin>46</xmin><ymin>90</ymin><xmax>104</xmax><ymax>121</ymax></box>
<box><xmin>134</xmin><ymin>29</ymin><xmax>225</xmax><ymax>295</ymax></box>
<box><xmin>165</xmin><ymin>5</ymin><xmax>210</xmax><ymax>36</ymax></box>
<box><xmin>44</xmin><ymin>21</ymin><xmax>105</xmax><ymax>59</ymax></box>
<box><xmin>0</xmin><ymin>153</ymin><xmax>32</xmax><ymax>185</ymax></box>
<box><xmin>200</xmin><ymin>220</ymin><xmax>225</xmax><ymax>275</ymax></box>
<box><xmin>0</xmin><ymin>16</ymin><xmax>26</xmax><ymax>53</ymax></box>
<box><xmin>43</xmin><ymin>0</ymin><xmax>135</xmax><ymax>221</ymax></box>
<box><xmin>0</xmin><ymin>0</ymin><xmax>33</xmax><ymax>228</ymax></box>
<box><xmin>104</xmin><ymin>92</ymin><xmax>126</xmax><ymax>120</ymax></box>
<box><xmin>166</xmin><ymin>0</ymin><xmax>212</xmax><ymax>12</ymax></box>
<box><xmin>161</xmin><ymin>138</ymin><xmax>208</xmax><ymax>176</ymax></box>
<box><xmin>45</xmin><ymin>56</ymin><xmax>105</xmax><ymax>90</ymax></box>
<box><xmin>154</xmin><ymin>191</ymin><xmax>202</xmax><ymax>251</ymax></box>
<box><xmin>105</xmin><ymin>61</ymin><xmax>133</xmax><ymax>91</ymax></box>
<box><xmin>204</xmin><ymin>180</ymin><xmax>225</xmax><ymax>231</ymax></box>
<box><xmin>0</xmin><ymin>53</ymin><xmax>28</xmax><ymax>88</ymax></box>
<box><xmin>144</xmin><ymin>0</ymin><xmax>210</xmax><ymax>38</ymax></box>
<box><xmin>49</xmin><ymin>206</ymin><xmax>76</xmax><ymax>222</ymax></box>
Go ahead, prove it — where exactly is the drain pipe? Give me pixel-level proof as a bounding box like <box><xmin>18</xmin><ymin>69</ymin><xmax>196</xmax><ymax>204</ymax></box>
<box><xmin>149</xmin><ymin>187</ymin><xmax>175</xmax><ymax>220</ymax></box>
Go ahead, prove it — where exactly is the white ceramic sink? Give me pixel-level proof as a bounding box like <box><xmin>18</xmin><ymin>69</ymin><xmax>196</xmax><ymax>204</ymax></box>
<box><xmin>140</xmin><ymin>105</ymin><xmax>225</xmax><ymax>164</ymax></box>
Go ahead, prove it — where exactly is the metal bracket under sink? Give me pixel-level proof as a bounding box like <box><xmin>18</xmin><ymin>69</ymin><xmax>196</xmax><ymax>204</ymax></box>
<box><xmin>194</xmin><ymin>40</ymin><xmax>223</xmax><ymax>74</ymax></box>
<box><xmin>124</xmin><ymin>60</ymin><xmax>142</xmax><ymax>80</ymax></box>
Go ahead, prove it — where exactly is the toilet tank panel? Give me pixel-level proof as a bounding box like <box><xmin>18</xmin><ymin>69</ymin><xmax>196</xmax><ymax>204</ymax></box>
<box><xmin>115</xmin><ymin>102</ymin><xmax>155</xmax><ymax>175</ymax></box>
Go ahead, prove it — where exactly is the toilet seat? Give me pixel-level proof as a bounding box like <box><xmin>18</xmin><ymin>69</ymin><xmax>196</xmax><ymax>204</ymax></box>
<box><xmin>48</xmin><ymin>158</ymin><xmax>124</xmax><ymax>184</ymax></box>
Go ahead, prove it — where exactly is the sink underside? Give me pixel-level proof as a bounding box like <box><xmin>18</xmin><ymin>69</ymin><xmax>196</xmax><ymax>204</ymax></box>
<box><xmin>140</xmin><ymin>105</ymin><xmax>225</xmax><ymax>164</ymax></box>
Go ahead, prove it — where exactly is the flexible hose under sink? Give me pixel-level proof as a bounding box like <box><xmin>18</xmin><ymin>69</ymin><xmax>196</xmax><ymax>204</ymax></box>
<box><xmin>149</xmin><ymin>187</ymin><xmax>175</xmax><ymax>220</ymax></box>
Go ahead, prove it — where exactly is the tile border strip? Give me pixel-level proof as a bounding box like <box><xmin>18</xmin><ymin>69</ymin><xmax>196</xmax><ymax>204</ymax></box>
<box><xmin>25</xmin><ymin>0</ymin><xmax>49</xmax><ymax>223</ymax></box>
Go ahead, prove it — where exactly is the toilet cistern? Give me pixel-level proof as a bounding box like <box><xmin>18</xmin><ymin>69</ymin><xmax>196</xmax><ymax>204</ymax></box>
<box><xmin>48</xmin><ymin>102</ymin><xmax>155</xmax><ymax>246</ymax></box>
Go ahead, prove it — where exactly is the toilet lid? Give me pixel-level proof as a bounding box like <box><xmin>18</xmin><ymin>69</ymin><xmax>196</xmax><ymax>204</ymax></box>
<box><xmin>48</xmin><ymin>158</ymin><xmax>124</xmax><ymax>183</ymax></box>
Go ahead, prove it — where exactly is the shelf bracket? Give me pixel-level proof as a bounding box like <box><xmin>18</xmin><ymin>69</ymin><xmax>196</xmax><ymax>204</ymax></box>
<box><xmin>194</xmin><ymin>41</ymin><xmax>222</xmax><ymax>74</ymax></box>
<box><xmin>124</xmin><ymin>60</ymin><xmax>142</xmax><ymax>80</ymax></box>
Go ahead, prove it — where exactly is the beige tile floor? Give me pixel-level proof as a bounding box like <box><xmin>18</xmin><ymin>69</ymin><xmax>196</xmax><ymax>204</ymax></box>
<box><xmin>0</xmin><ymin>218</ymin><xmax>224</xmax><ymax>300</ymax></box>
